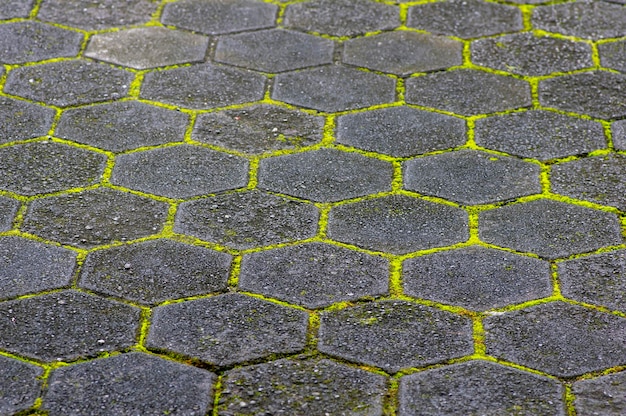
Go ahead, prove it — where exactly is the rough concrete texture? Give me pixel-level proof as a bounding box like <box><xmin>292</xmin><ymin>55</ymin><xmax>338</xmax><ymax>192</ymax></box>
<box><xmin>0</xmin><ymin>97</ymin><xmax>55</xmax><ymax>144</ymax></box>
<box><xmin>79</xmin><ymin>239</ymin><xmax>231</xmax><ymax>305</ymax></box>
<box><xmin>43</xmin><ymin>353</ymin><xmax>215</xmax><ymax>416</ymax></box>
<box><xmin>403</xmin><ymin>246</ymin><xmax>552</xmax><ymax>311</ymax></box>
<box><xmin>573</xmin><ymin>371</ymin><xmax>626</xmax><ymax>416</ymax></box>
<box><xmin>319</xmin><ymin>301</ymin><xmax>474</xmax><ymax>372</ymax></box>
<box><xmin>599</xmin><ymin>40</ymin><xmax>626</xmax><ymax>73</ymax></box>
<box><xmin>0</xmin><ymin>22</ymin><xmax>83</xmax><ymax>64</ymax></box>
<box><xmin>613</xmin><ymin>119</ymin><xmax>626</xmax><ymax>151</ymax></box>
<box><xmin>0</xmin><ymin>0</ymin><xmax>34</xmax><ymax>18</ymax></box>
<box><xmin>0</xmin><ymin>196</ymin><xmax>19</xmax><ymax>232</ymax></box>
<box><xmin>147</xmin><ymin>293</ymin><xmax>308</xmax><ymax>366</ymax></box>
<box><xmin>0</xmin><ymin>356</ymin><xmax>43</xmax><ymax>416</ymax></box>
<box><xmin>219</xmin><ymin>358</ymin><xmax>387</xmax><ymax>415</ymax></box>
<box><xmin>239</xmin><ymin>242</ymin><xmax>389</xmax><ymax>308</ymax></box>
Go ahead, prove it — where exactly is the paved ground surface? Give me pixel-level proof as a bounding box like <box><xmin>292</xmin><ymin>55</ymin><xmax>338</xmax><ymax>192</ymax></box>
<box><xmin>1</xmin><ymin>0</ymin><xmax>626</xmax><ymax>414</ymax></box>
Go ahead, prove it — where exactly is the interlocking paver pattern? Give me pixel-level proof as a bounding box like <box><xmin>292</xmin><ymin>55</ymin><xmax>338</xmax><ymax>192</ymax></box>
<box><xmin>2</xmin><ymin>0</ymin><xmax>626</xmax><ymax>413</ymax></box>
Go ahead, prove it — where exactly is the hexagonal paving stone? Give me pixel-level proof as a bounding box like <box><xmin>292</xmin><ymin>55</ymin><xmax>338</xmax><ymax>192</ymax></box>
<box><xmin>613</xmin><ymin>119</ymin><xmax>626</xmax><ymax>151</ymax></box>
<box><xmin>111</xmin><ymin>145</ymin><xmax>248</xmax><ymax>199</ymax></box>
<box><xmin>0</xmin><ymin>96</ymin><xmax>55</xmax><ymax>144</ymax></box>
<box><xmin>22</xmin><ymin>188</ymin><xmax>169</xmax><ymax>248</ymax></box>
<box><xmin>404</xmin><ymin>150</ymin><xmax>541</xmax><ymax>205</ymax></box>
<box><xmin>539</xmin><ymin>72</ymin><xmax>626</xmax><ymax>120</ymax></box>
<box><xmin>399</xmin><ymin>361</ymin><xmax>565</xmax><ymax>416</ymax></box>
<box><xmin>0</xmin><ymin>290</ymin><xmax>140</xmax><ymax>362</ymax></box>
<box><xmin>479</xmin><ymin>199</ymin><xmax>623</xmax><ymax>259</ymax></box>
<box><xmin>219</xmin><ymin>358</ymin><xmax>386</xmax><ymax>415</ymax></box>
<box><xmin>239</xmin><ymin>242</ymin><xmax>389</xmax><ymax>308</ymax></box>
<box><xmin>257</xmin><ymin>149</ymin><xmax>393</xmax><ymax>203</ymax></box>
<box><xmin>0</xmin><ymin>142</ymin><xmax>106</xmax><ymax>196</ymax></box>
<box><xmin>471</xmin><ymin>33</ymin><xmax>593</xmax><ymax>76</ymax></box>
<box><xmin>192</xmin><ymin>104</ymin><xmax>324</xmax><ymax>154</ymax></box>
<box><xmin>85</xmin><ymin>27</ymin><xmax>209</xmax><ymax>70</ymax></box>
<box><xmin>140</xmin><ymin>64</ymin><xmax>265</xmax><ymax>110</ymax></box>
<box><xmin>147</xmin><ymin>293</ymin><xmax>308</xmax><ymax>366</ymax></box>
<box><xmin>573</xmin><ymin>371</ymin><xmax>626</xmax><ymax>416</ymax></box>
<box><xmin>342</xmin><ymin>31</ymin><xmax>463</xmax><ymax>76</ymax></box>
<box><xmin>559</xmin><ymin>250</ymin><xmax>626</xmax><ymax>313</ymax></box>
<box><xmin>532</xmin><ymin>1</ymin><xmax>626</xmax><ymax>40</ymax></box>
<box><xmin>336</xmin><ymin>107</ymin><xmax>466</xmax><ymax>158</ymax></box>
<box><xmin>0</xmin><ymin>236</ymin><xmax>76</xmax><ymax>300</ymax></box>
<box><xmin>328</xmin><ymin>195</ymin><xmax>468</xmax><ymax>254</ymax></box>
<box><xmin>175</xmin><ymin>191</ymin><xmax>318</xmax><ymax>249</ymax></box>
<box><xmin>407</xmin><ymin>0</ymin><xmax>523</xmax><ymax>39</ymax></box>
<box><xmin>0</xmin><ymin>22</ymin><xmax>83</xmax><ymax>64</ymax></box>
<box><xmin>161</xmin><ymin>0</ymin><xmax>277</xmax><ymax>35</ymax></box>
<box><xmin>215</xmin><ymin>29</ymin><xmax>333</xmax><ymax>73</ymax></box>
<box><xmin>0</xmin><ymin>196</ymin><xmax>19</xmax><ymax>232</ymax></box>
<box><xmin>272</xmin><ymin>66</ymin><xmax>396</xmax><ymax>113</ymax></box>
<box><xmin>0</xmin><ymin>356</ymin><xmax>42</xmax><ymax>415</ymax></box>
<box><xmin>4</xmin><ymin>60</ymin><xmax>131</xmax><ymax>107</ymax></box>
<box><xmin>599</xmin><ymin>40</ymin><xmax>626</xmax><ymax>73</ymax></box>
<box><xmin>80</xmin><ymin>239</ymin><xmax>231</xmax><ymax>305</ymax></box>
<box><xmin>405</xmin><ymin>69</ymin><xmax>531</xmax><ymax>116</ymax></box>
<box><xmin>552</xmin><ymin>154</ymin><xmax>626</xmax><ymax>210</ymax></box>
<box><xmin>43</xmin><ymin>353</ymin><xmax>215</xmax><ymax>416</ymax></box>
<box><xmin>403</xmin><ymin>246</ymin><xmax>552</xmax><ymax>311</ymax></box>
<box><xmin>283</xmin><ymin>0</ymin><xmax>399</xmax><ymax>37</ymax></box>
<box><xmin>474</xmin><ymin>110</ymin><xmax>606</xmax><ymax>161</ymax></box>
<box><xmin>0</xmin><ymin>0</ymin><xmax>34</xmax><ymax>18</ymax></box>
<box><xmin>484</xmin><ymin>301</ymin><xmax>626</xmax><ymax>377</ymax></box>
<box><xmin>319</xmin><ymin>301</ymin><xmax>473</xmax><ymax>372</ymax></box>
<box><xmin>55</xmin><ymin>101</ymin><xmax>188</xmax><ymax>153</ymax></box>
<box><xmin>37</xmin><ymin>0</ymin><xmax>158</xmax><ymax>31</ymax></box>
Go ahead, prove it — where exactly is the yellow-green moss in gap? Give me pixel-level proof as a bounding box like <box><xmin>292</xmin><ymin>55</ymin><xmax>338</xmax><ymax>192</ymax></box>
<box><xmin>228</xmin><ymin>254</ymin><xmax>242</xmax><ymax>288</ymax></box>
<box><xmin>70</xmin><ymin>250</ymin><xmax>89</xmax><ymax>288</ymax></box>
<box><xmin>211</xmin><ymin>375</ymin><xmax>224</xmax><ymax>416</ymax></box>
<box><xmin>316</xmin><ymin>204</ymin><xmax>331</xmax><ymax>238</ymax></box>
<box><xmin>128</xmin><ymin>72</ymin><xmax>145</xmax><ymax>98</ymax></box>
<box><xmin>136</xmin><ymin>306</ymin><xmax>153</xmax><ymax>348</ymax></box>
<box><xmin>321</xmin><ymin>115</ymin><xmax>336</xmax><ymax>146</ymax></box>
<box><xmin>472</xmin><ymin>317</ymin><xmax>486</xmax><ymax>356</ymax></box>
<box><xmin>247</xmin><ymin>157</ymin><xmax>260</xmax><ymax>189</ymax></box>
<box><xmin>466</xmin><ymin>207</ymin><xmax>480</xmax><ymax>244</ymax></box>
<box><xmin>549</xmin><ymin>262</ymin><xmax>563</xmax><ymax>298</ymax></box>
<box><xmin>389</xmin><ymin>257</ymin><xmax>403</xmax><ymax>297</ymax></box>
<box><xmin>564</xmin><ymin>383</ymin><xmax>577</xmax><ymax>416</ymax></box>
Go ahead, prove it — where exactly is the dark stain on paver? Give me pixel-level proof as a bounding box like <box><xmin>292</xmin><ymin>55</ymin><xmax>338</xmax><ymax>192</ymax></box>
<box><xmin>174</xmin><ymin>190</ymin><xmax>319</xmax><ymax>249</ymax></box>
<box><xmin>0</xmin><ymin>236</ymin><xmax>76</xmax><ymax>300</ymax></box>
<box><xmin>22</xmin><ymin>188</ymin><xmax>169</xmax><ymax>248</ymax></box>
<box><xmin>328</xmin><ymin>195</ymin><xmax>469</xmax><ymax>254</ymax></box>
<box><xmin>559</xmin><ymin>250</ymin><xmax>626</xmax><ymax>313</ymax></box>
<box><xmin>192</xmin><ymin>104</ymin><xmax>324</xmax><ymax>154</ymax></box>
<box><xmin>0</xmin><ymin>355</ymin><xmax>43</xmax><ymax>416</ymax></box>
<box><xmin>484</xmin><ymin>301</ymin><xmax>626</xmax><ymax>377</ymax></box>
<box><xmin>403</xmin><ymin>246</ymin><xmax>552</xmax><ymax>311</ymax></box>
<box><xmin>573</xmin><ymin>371</ymin><xmax>626</xmax><ymax>416</ymax></box>
<box><xmin>111</xmin><ymin>144</ymin><xmax>249</xmax><ymax>199</ymax></box>
<box><xmin>0</xmin><ymin>22</ymin><xmax>83</xmax><ymax>64</ymax></box>
<box><xmin>0</xmin><ymin>141</ymin><xmax>106</xmax><ymax>196</ymax></box>
<box><xmin>319</xmin><ymin>300</ymin><xmax>474</xmax><ymax>372</ymax></box>
<box><xmin>55</xmin><ymin>101</ymin><xmax>189</xmax><ymax>153</ymax></box>
<box><xmin>0</xmin><ymin>97</ymin><xmax>55</xmax><ymax>144</ymax></box>
<box><xmin>80</xmin><ymin>239</ymin><xmax>231</xmax><ymax>305</ymax></box>
<box><xmin>336</xmin><ymin>106</ymin><xmax>466</xmax><ymax>158</ymax></box>
<box><xmin>43</xmin><ymin>353</ymin><xmax>215</xmax><ymax>416</ymax></box>
<box><xmin>219</xmin><ymin>358</ymin><xmax>387</xmax><ymax>415</ymax></box>
<box><xmin>399</xmin><ymin>360</ymin><xmax>565</xmax><ymax>416</ymax></box>
<box><xmin>257</xmin><ymin>148</ymin><xmax>393</xmax><ymax>203</ymax></box>
<box><xmin>239</xmin><ymin>242</ymin><xmax>389</xmax><ymax>308</ymax></box>
<box><xmin>403</xmin><ymin>149</ymin><xmax>541</xmax><ymax>205</ymax></box>
<box><xmin>474</xmin><ymin>110</ymin><xmax>606</xmax><ymax>161</ymax></box>
<box><xmin>147</xmin><ymin>293</ymin><xmax>308</xmax><ymax>367</ymax></box>
<box><xmin>479</xmin><ymin>199</ymin><xmax>623</xmax><ymax>259</ymax></box>
<box><xmin>0</xmin><ymin>290</ymin><xmax>140</xmax><ymax>362</ymax></box>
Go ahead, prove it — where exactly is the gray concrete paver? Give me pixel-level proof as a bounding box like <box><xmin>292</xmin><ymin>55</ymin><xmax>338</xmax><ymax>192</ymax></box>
<box><xmin>0</xmin><ymin>0</ymin><xmax>34</xmax><ymax>18</ymax></box>
<box><xmin>613</xmin><ymin>119</ymin><xmax>626</xmax><ymax>150</ymax></box>
<box><xmin>218</xmin><ymin>358</ymin><xmax>387</xmax><ymax>415</ymax></box>
<box><xmin>319</xmin><ymin>300</ymin><xmax>474</xmax><ymax>372</ymax></box>
<box><xmin>257</xmin><ymin>148</ymin><xmax>393</xmax><ymax>203</ymax></box>
<box><xmin>403</xmin><ymin>246</ymin><xmax>552</xmax><ymax>311</ymax></box>
<box><xmin>484</xmin><ymin>301</ymin><xmax>626</xmax><ymax>377</ymax></box>
<box><xmin>0</xmin><ymin>196</ymin><xmax>18</xmax><ymax>232</ymax></box>
<box><xmin>43</xmin><ymin>353</ymin><xmax>215</xmax><ymax>416</ymax></box>
<box><xmin>0</xmin><ymin>236</ymin><xmax>76</xmax><ymax>300</ymax></box>
<box><xmin>111</xmin><ymin>144</ymin><xmax>249</xmax><ymax>199</ymax></box>
<box><xmin>0</xmin><ymin>96</ymin><xmax>55</xmax><ymax>144</ymax></box>
<box><xmin>147</xmin><ymin>293</ymin><xmax>308</xmax><ymax>366</ymax></box>
<box><xmin>573</xmin><ymin>371</ymin><xmax>626</xmax><ymax>416</ymax></box>
<box><xmin>55</xmin><ymin>101</ymin><xmax>189</xmax><ymax>153</ymax></box>
<box><xmin>192</xmin><ymin>104</ymin><xmax>324</xmax><ymax>154</ymax></box>
<box><xmin>0</xmin><ymin>356</ymin><xmax>42</xmax><ymax>416</ymax></box>
<box><xmin>0</xmin><ymin>290</ymin><xmax>140</xmax><ymax>362</ymax></box>
<box><xmin>0</xmin><ymin>141</ymin><xmax>106</xmax><ymax>196</ymax></box>
<box><xmin>474</xmin><ymin>110</ymin><xmax>606</xmax><ymax>161</ymax></box>
<box><xmin>239</xmin><ymin>242</ymin><xmax>388</xmax><ymax>308</ymax></box>
<box><xmin>0</xmin><ymin>22</ymin><xmax>83</xmax><ymax>64</ymax></box>
<box><xmin>79</xmin><ymin>239</ymin><xmax>231</xmax><ymax>305</ymax></box>
<box><xmin>599</xmin><ymin>40</ymin><xmax>626</xmax><ymax>73</ymax></box>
